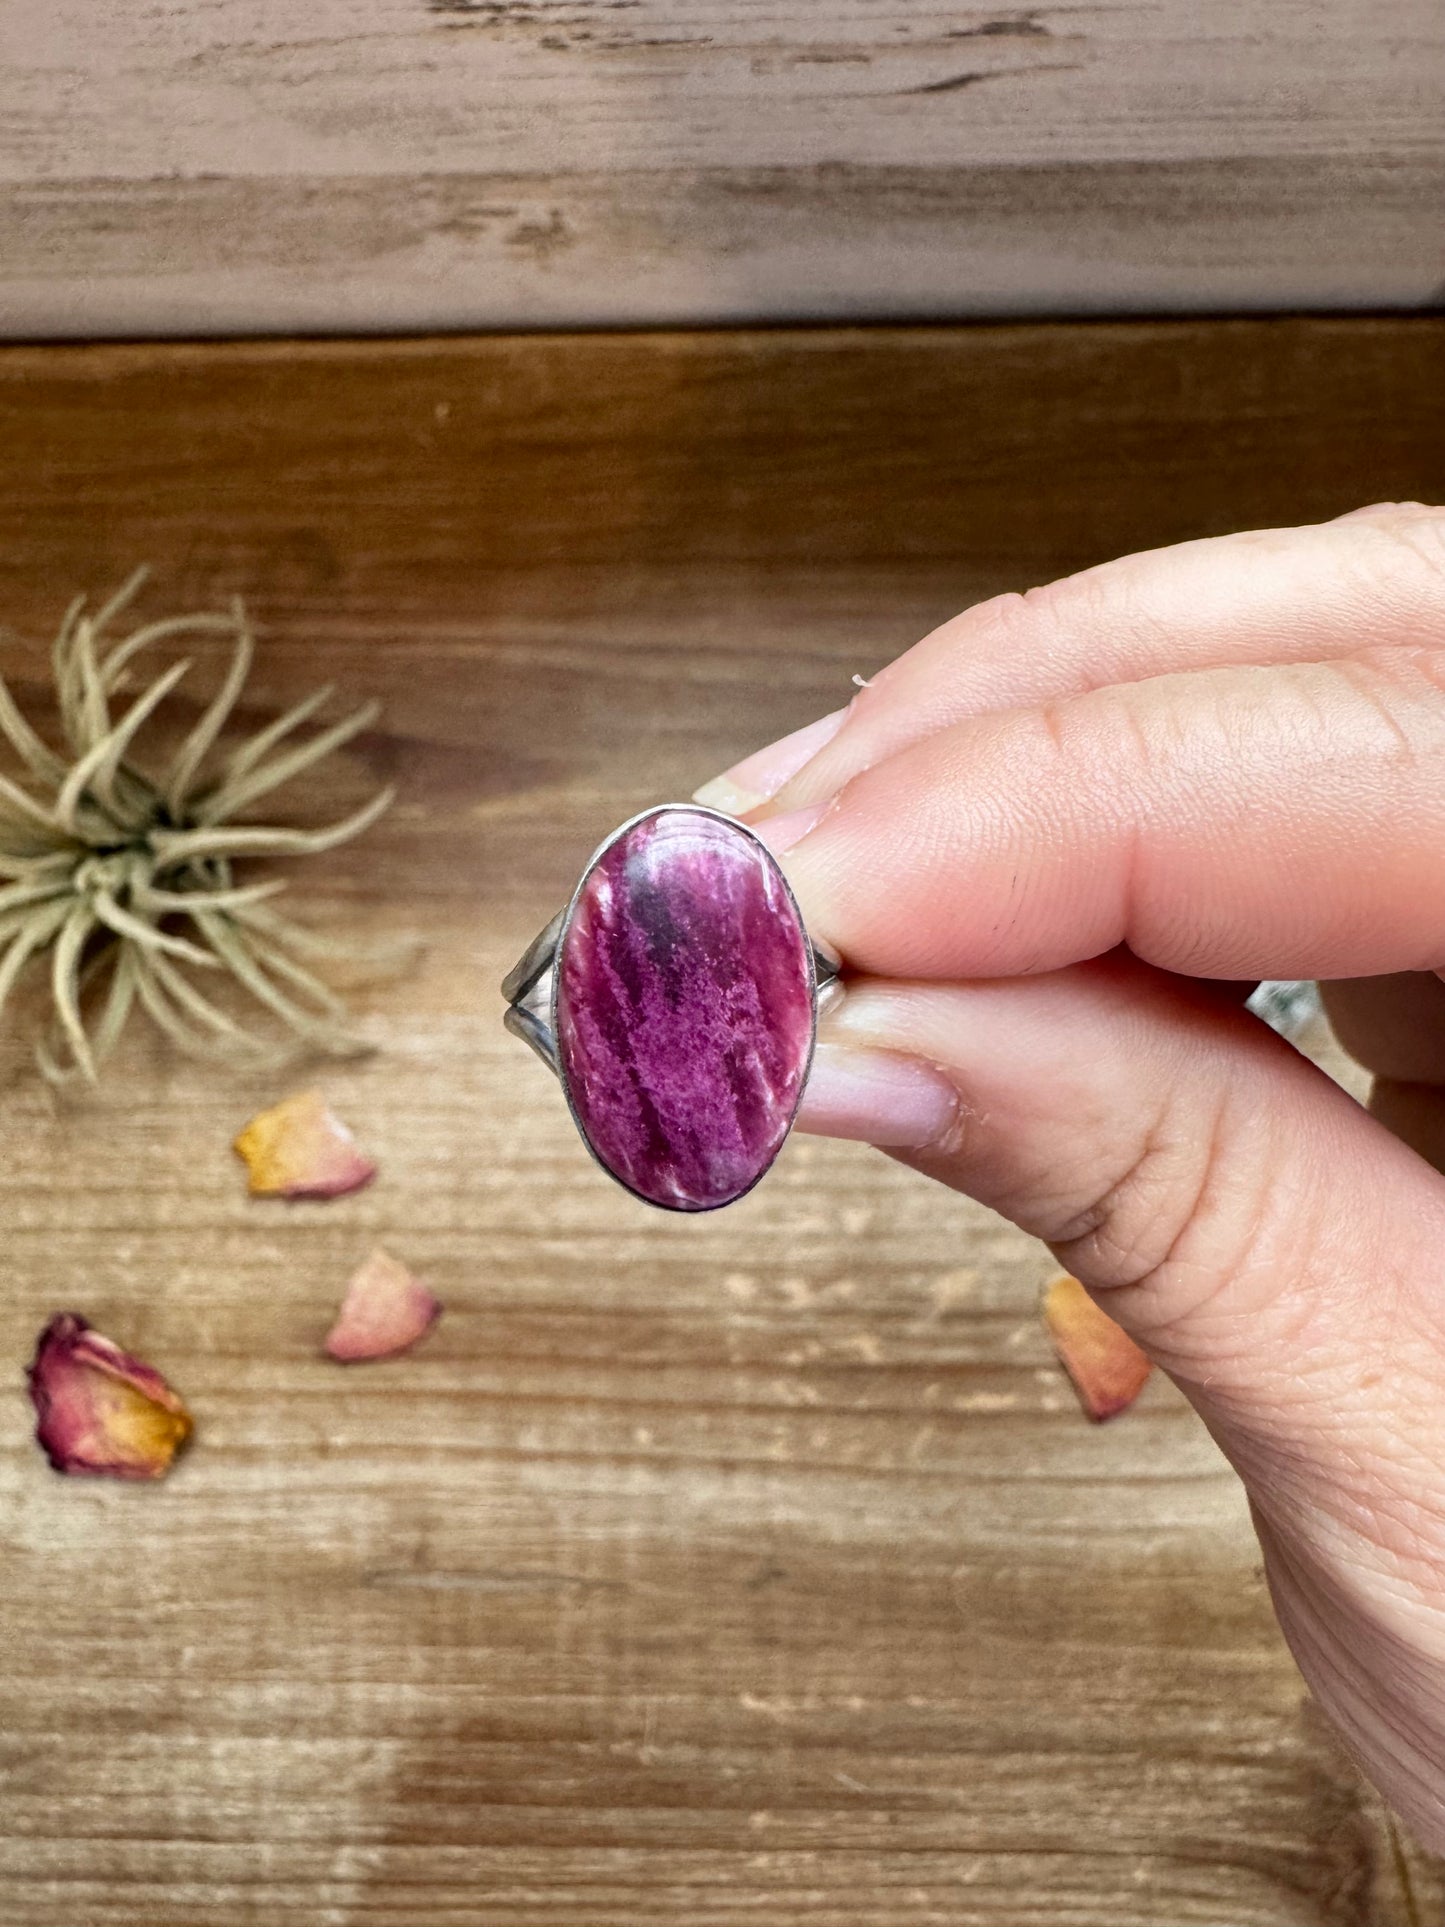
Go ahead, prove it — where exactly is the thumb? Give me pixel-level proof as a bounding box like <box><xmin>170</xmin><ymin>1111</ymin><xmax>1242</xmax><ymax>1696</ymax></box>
<box><xmin>795</xmin><ymin>952</ymin><xmax>1445</xmax><ymax>1840</ymax></box>
<box><xmin>800</xmin><ymin>954</ymin><xmax>1429</xmax><ymax>1431</ymax></box>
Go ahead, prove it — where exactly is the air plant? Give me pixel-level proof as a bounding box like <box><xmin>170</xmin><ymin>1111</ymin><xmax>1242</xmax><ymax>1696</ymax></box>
<box><xmin>0</xmin><ymin>571</ymin><xmax>394</xmax><ymax>1083</ymax></box>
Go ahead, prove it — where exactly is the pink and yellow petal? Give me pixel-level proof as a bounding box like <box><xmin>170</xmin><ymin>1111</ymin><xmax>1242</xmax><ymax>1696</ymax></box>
<box><xmin>325</xmin><ymin>1247</ymin><xmax>441</xmax><ymax>1362</ymax></box>
<box><xmin>234</xmin><ymin>1089</ymin><xmax>376</xmax><ymax>1199</ymax></box>
<box><xmin>1043</xmin><ymin>1272</ymin><xmax>1152</xmax><ymax>1422</ymax></box>
<box><xmin>28</xmin><ymin>1314</ymin><xmax>193</xmax><ymax>1479</ymax></box>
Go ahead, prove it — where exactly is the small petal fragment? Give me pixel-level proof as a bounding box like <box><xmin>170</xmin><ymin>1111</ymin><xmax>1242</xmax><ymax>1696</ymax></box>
<box><xmin>325</xmin><ymin>1246</ymin><xmax>441</xmax><ymax>1362</ymax></box>
<box><xmin>28</xmin><ymin>1313</ymin><xmax>193</xmax><ymax>1479</ymax></box>
<box><xmin>1043</xmin><ymin>1272</ymin><xmax>1152</xmax><ymax>1422</ymax></box>
<box><xmin>234</xmin><ymin>1089</ymin><xmax>376</xmax><ymax>1199</ymax></box>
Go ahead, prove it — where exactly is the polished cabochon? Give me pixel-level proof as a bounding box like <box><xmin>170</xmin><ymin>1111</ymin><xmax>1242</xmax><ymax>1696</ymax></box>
<box><xmin>553</xmin><ymin>805</ymin><xmax>817</xmax><ymax>1211</ymax></box>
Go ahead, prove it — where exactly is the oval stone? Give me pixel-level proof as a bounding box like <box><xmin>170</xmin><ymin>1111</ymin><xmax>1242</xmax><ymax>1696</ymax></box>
<box><xmin>554</xmin><ymin>806</ymin><xmax>815</xmax><ymax>1211</ymax></box>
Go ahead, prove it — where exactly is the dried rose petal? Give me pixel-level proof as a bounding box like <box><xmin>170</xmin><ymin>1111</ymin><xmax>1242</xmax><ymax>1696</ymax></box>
<box><xmin>325</xmin><ymin>1247</ymin><xmax>441</xmax><ymax>1362</ymax></box>
<box><xmin>28</xmin><ymin>1313</ymin><xmax>193</xmax><ymax>1479</ymax></box>
<box><xmin>233</xmin><ymin>1089</ymin><xmax>376</xmax><ymax>1200</ymax></box>
<box><xmin>1043</xmin><ymin>1272</ymin><xmax>1152</xmax><ymax>1422</ymax></box>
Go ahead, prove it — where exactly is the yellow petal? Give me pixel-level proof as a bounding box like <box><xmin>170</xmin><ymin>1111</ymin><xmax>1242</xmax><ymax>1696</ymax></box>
<box><xmin>233</xmin><ymin>1089</ymin><xmax>376</xmax><ymax>1199</ymax></box>
<box><xmin>28</xmin><ymin>1313</ymin><xmax>193</xmax><ymax>1479</ymax></box>
<box><xmin>1043</xmin><ymin>1273</ymin><xmax>1151</xmax><ymax>1422</ymax></box>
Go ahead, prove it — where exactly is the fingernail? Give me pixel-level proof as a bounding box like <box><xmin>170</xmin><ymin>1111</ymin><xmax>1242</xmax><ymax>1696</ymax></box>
<box><xmin>751</xmin><ymin>802</ymin><xmax>829</xmax><ymax>856</ymax></box>
<box><xmin>693</xmin><ymin>708</ymin><xmax>848</xmax><ymax>815</ymax></box>
<box><xmin>797</xmin><ymin>1041</ymin><xmax>958</xmax><ymax>1148</ymax></box>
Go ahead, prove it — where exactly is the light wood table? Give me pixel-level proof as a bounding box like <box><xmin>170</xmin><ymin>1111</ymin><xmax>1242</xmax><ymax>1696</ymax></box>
<box><xmin>0</xmin><ymin>321</ymin><xmax>1441</xmax><ymax>1925</ymax></box>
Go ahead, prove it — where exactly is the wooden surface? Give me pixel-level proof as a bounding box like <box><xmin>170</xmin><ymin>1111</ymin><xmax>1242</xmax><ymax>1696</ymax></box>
<box><xmin>2</xmin><ymin>1</ymin><xmax>1444</xmax><ymax>338</ymax></box>
<box><xmin>0</xmin><ymin>321</ymin><xmax>1442</xmax><ymax>1925</ymax></box>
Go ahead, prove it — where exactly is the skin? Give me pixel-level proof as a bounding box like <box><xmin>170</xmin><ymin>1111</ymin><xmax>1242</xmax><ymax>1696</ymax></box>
<box><xmin>695</xmin><ymin>503</ymin><xmax>1445</xmax><ymax>1846</ymax></box>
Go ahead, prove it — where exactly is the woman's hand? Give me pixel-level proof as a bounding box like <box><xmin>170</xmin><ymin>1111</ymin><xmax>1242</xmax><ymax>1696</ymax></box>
<box><xmin>695</xmin><ymin>504</ymin><xmax>1445</xmax><ymax>1846</ymax></box>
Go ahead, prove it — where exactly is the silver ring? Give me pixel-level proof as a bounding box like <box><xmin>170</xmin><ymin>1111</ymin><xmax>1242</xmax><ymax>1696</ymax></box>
<box><xmin>502</xmin><ymin>803</ymin><xmax>842</xmax><ymax>1212</ymax></box>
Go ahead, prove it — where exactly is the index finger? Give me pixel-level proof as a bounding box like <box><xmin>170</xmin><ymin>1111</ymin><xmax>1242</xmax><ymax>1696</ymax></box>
<box><xmin>764</xmin><ymin>643</ymin><xmax>1445</xmax><ymax>983</ymax></box>
<box><xmin>702</xmin><ymin>508</ymin><xmax>1445</xmax><ymax>819</ymax></box>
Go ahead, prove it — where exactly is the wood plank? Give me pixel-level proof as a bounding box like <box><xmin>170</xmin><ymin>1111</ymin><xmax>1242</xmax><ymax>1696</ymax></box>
<box><xmin>1</xmin><ymin>1</ymin><xmax>1442</xmax><ymax>336</ymax></box>
<box><xmin>0</xmin><ymin>322</ymin><xmax>1440</xmax><ymax>1924</ymax></box>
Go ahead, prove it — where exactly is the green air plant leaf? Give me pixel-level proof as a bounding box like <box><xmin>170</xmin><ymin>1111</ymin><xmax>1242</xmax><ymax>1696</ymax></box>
<box><xmin>0</xmin><ymin>573</ymin><xmax>396</xmax><ymax>1084</ymax></box>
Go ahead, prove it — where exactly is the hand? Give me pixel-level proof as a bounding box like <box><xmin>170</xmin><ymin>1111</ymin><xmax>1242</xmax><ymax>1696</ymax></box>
<box><xmin>695</xmin><ymin>504</ymin><xmax>1445</xmax><ymax>1845</ymax></box>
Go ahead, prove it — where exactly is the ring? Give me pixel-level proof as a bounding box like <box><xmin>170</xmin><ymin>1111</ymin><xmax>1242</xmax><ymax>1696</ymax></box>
<box><xmin>502</xmin><ymin>803</ymin><xmax>842</xmax><ymax>1212</ymax></box>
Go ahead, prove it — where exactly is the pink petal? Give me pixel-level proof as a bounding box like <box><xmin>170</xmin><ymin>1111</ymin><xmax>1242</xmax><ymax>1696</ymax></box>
<box><xmin>234</xmin><ymin>1090</ymin><xmax>376</xmax><ymax>1200</ymax></box>
<box><xmin>1043</xmin><ymin>1273</ymin><xmax>1152</xmax><ymax>1422</ymax></box>
<box><xmin>325</xmin><ymin>1247</ymin><xmax>441</xmax><ymax>1362</ymax></box>
<box><xmin>28</xmin><ymin>1313</ymin><xmax>194</xmax><ymax>1479</ymax></box>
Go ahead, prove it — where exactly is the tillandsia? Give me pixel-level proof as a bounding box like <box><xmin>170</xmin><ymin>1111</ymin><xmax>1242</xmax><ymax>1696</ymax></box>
<box><xmin>0</xmin><ymin>570</ymin><xmax>394</xmax><ymax>1083</ymax></box>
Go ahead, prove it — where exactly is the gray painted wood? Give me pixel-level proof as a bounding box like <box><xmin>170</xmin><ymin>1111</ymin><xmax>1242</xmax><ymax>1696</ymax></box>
<box><xmin>1</xmin><ymin>0</ymin><xmax>1442</xmax><ymax>336</ymax></box>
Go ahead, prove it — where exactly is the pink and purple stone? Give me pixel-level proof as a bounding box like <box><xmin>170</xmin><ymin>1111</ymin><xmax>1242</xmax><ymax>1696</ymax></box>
<box><xmin>555</xmin><ymin>806</ymin><xmax>815</xmax><ymax>1211</ymax></box>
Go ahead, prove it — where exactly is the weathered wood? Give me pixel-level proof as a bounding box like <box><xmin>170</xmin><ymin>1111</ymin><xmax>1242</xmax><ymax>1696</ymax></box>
<box><xmin>1</xmin><ymin>1</ymin><xmax>1442</xmax><ymax>336</ymax></box>
<box><xmin>0</xmin><ymin>322</ymin><xmax>1440</xmax><ymax>1925</ymax></box>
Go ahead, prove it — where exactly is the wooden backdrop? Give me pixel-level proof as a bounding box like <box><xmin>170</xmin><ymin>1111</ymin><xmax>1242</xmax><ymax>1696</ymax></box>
<box><xmin>1</xmin><ymin>1</ymin><xmax>1442</xmax><ymax>337</ymax></box>
<box><xmin>0</xmin><ymin>319</ymin><xmax>1441</xmax><ymax>1924</ymax></box>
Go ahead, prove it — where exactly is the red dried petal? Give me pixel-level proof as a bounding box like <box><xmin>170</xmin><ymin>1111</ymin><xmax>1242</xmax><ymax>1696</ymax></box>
<box><xmin>234</xmin><ymin>1089</ymin><xmax>376</xmax><ymax>1199</ymax></box>
<box><xmin>325</xmin><ymin>1247</ymin><xmax>441</xmax><ymax>1363</ymax></box>
<box><xmin>28</xmin><ymin>1313</ymin><xmax>194</xmax><ymax>1479</ymax></box>
<box><xmin>1043</xmin><ymin>1273</ymin><xmax>1152</xmax><ymax>1422</ymax></box>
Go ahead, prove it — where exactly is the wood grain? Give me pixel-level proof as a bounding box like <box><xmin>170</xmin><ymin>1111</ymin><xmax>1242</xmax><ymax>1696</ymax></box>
<box><xmin>0</xmin><ymin>321</ymin><xmax>1441</xmax><ymax>1925</ymax></box>
<box><xmin>1</xmin><ymin>1</ymin><xmax>1443</xmax><ymax>337</ymax></box>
